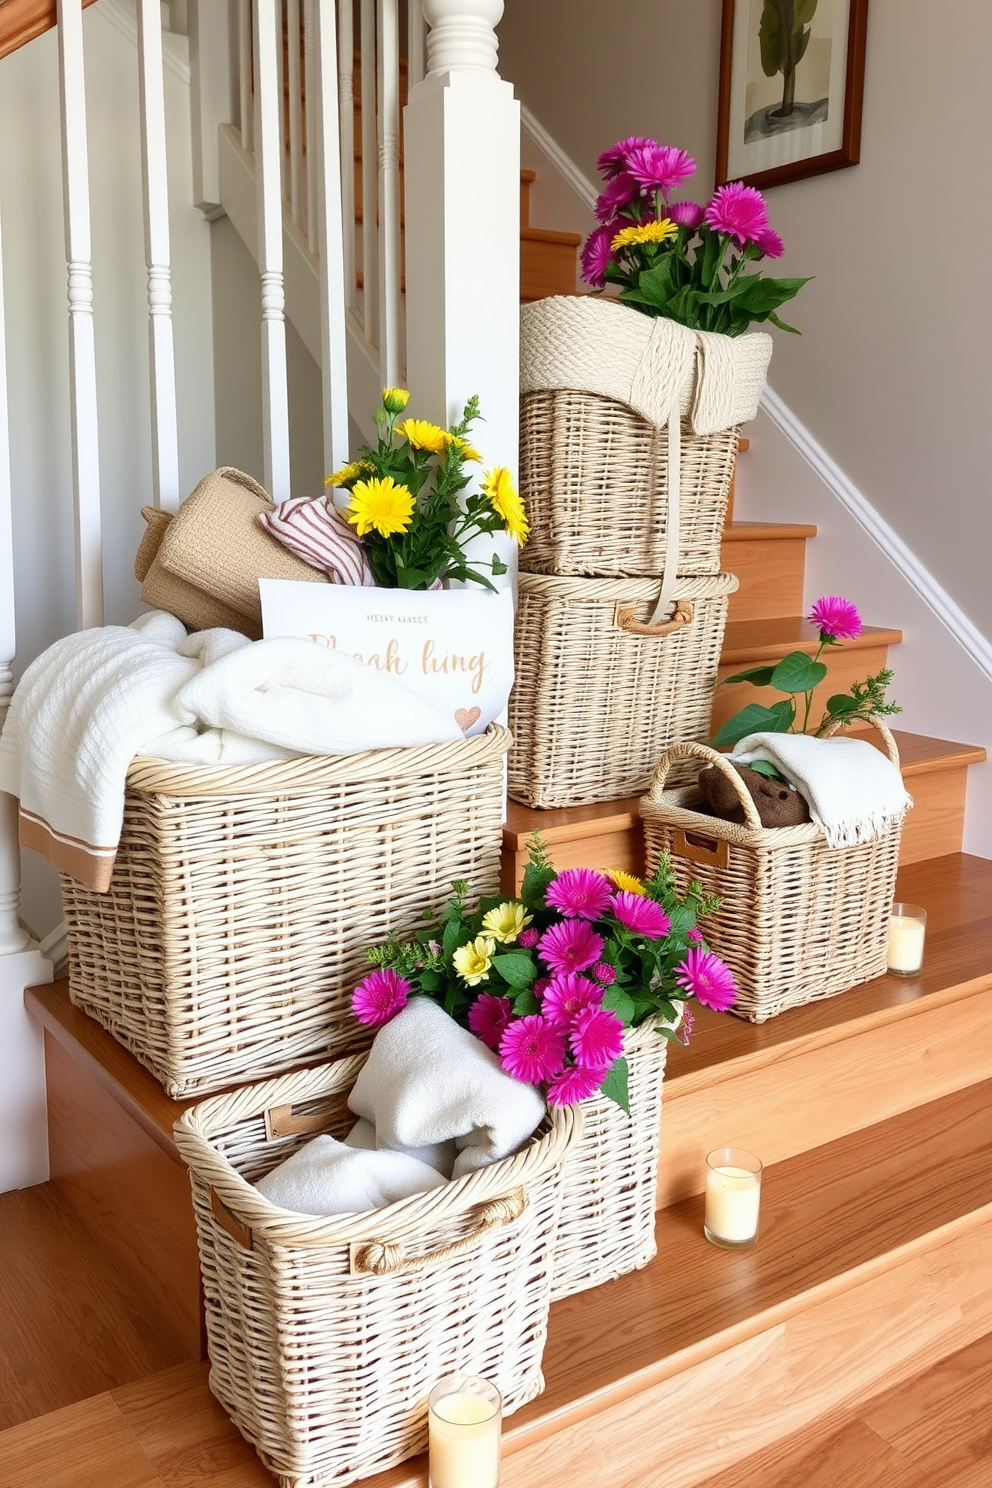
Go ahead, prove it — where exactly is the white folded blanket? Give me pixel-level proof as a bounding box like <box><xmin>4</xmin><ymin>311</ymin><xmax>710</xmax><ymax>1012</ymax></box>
<box><xmin>348</xmin><ymin>999</ymin><xmax>546</xmax><ymax>1179</ymax></box>
<box><xmin>0</xmin><ymin>610</ymin><xmax>462</xmax><ymax>891</ymax></box>
<box><xmin>731</xmin><ymin>730</ymin><xmax>912</xmax><ymax>848</ymax></box>
<box><xmin>255</xmin><ymin>1135</ymin><xmax>445</xmax><ymax>1216</ymax></box>
<box><xmin>344</xmin><ymin>1116</ymin><xmax>457</xmax><ymax>1178</ymax></box>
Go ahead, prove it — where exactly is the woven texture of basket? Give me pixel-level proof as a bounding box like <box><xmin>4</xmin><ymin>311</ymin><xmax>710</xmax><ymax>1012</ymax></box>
<box><xmin>639</xmin><ymin>726</ymin><xmax>907</xmax><ymax>1022</ymax></box>
<box><xmin>508</xmin><ymin>572</ymin><xmax>738</xmax><ymax>808</ymax></box>
<box><xmin>520</xmin><ymin>391</ymin><xmax>738</xmax><ymax>577</ymax></box>
<box><xmin>551</xmin><ymin>1016</ymin><xmax>670</xmax><ymax>1302</ymax></box>
<box><xmin>173</xmin><ymin>1055</ymin><xmax>581</xmax><ymax>1488</ymax></box>
<box><xmin>62</xmin><ymin>727</ymin><xmax>509</xmax><ymax>1097</ymax></box>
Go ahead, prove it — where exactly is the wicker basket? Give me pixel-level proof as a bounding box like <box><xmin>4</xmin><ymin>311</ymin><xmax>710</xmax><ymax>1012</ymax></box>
<box><xmin>508</xmin><ymin>572</ymin><xmax>738</xmax><ymax>808</ymax></box>
<box><xmin>551</xmin><ymin>1016</ymin><xmax>671</xmax><ymax>1302</ymax></box>
<box><xmin>520</xmin><ymin>391</ymin><xmax>738</xmax><ymax>577</ymax></box>
<box><xmin>173</xmin><ymin>1056</ymin><xmax>581</xmax><ymax>1488</ymax></box>
<box><xmin>62</xmin><ymin>727</ymin><xmax>510</xmax><ymax>1097</ymax></box>
<box><xmin>639</xmin><ymin>727</ymin><xmax>907</xmax><ymax>1022</ymax></box>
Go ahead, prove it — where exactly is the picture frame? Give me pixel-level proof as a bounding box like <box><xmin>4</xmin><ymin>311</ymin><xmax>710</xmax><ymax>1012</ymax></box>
<box><xmin>716</xmin><ymin>0</ymin><xmax>868</xmax><ymax>190</ymax></box>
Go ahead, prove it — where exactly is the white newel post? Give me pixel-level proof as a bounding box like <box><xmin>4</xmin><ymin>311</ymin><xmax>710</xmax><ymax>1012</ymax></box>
<box><xmin>403</xmin><ymin>0</ymin><xmax>520</xmax><ymax>581</ymax></box>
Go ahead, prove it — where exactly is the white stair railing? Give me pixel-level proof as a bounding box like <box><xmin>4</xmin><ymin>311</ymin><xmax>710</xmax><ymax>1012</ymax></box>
<box><xmin>253</xmin><ymin>0</ymin><xmax>292</xmax><ymax>498</ymax></box>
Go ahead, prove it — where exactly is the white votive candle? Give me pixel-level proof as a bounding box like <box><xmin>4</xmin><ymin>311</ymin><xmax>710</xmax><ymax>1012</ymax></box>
<box><xmin>704</xmin><ymin>1147</ymin><xmax>762</xmax><ymax>1249</ymax></box>
<box><xmin>428</xmin><ymin>1375</ymin><xmax>501</xmax><ymax>1488</ymax></box>
<box><xmin>887</xmin><ymin>902</ymin><xmax>927</xmax><ymax>976</ymax></box>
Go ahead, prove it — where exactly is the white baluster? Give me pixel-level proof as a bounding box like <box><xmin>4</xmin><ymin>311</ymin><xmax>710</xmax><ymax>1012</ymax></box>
<box><xmin>359</xmin><ymin>0</ymin><xmax>379</xmax><ymax>345</ymax></box>
<box><xmin>404</xmin><ymin>0</ymin><xmax>519</xmax><ymax>585</ymax></box>
<box><xmin>238</xmin><ymin>0</ymin><xmax>253</xmax><ymax>151</ymax></box>
<box><xmin>287</xmin><ymin>0</ymin><xmax>304</xmax><ymax>223</ymax></box>
<box><xmin>304</xmin><ymin>0</ymin><xmax>318</xmax><ymax>253</ymax></box>
<box><xmin>254</xmin><ymin>0</ymin><xmax>292</xmax><ymax>499</ymax></box>
<box><xmin>188</xmin><ymin>0</ymin><xmax>236</xmax><ymax>217</ymax></box>
<box><xmin>137</xmin><ymin>0</ymin><xmax>181</xmax><ymax>513</ymax></box>
<box><xmin>58</xmin><ymin>0</ymin><xmax>105</xmax><ymax>628</ymax></box>
<box><xmin>338</xmin><ymin>0</ymin><xmax>356</xmax><ymax>312</ymax></box>
<box><xmin>407</xmin><ymin>0</ymin><xmax>425</xmax><ymax>88</ymax></box>
<box><xmin>377</xmin><ymin>0</ymin><xmax>402</xmax><ymax>387</ymax></box>
<box><xmin>312</xmin><ymin>0</ymin><xmax>350</xmax><ymax>473</ymax></box>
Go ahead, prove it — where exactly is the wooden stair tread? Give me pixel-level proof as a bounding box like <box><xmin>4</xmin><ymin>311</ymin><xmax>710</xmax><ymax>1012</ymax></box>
<box><xmin>722</xmin><ymin>519</ymin><xmax>818</xmax><ymax>541</ymax></box>
<box><xmin>721</xmin><ymin>616</ymin><xmax>903</xmax><ymax>665</ymax></box>
<box><xmin>519</xmin><ymin>225</ymin><xmax>582</xmax><ymax>246</ymax></box>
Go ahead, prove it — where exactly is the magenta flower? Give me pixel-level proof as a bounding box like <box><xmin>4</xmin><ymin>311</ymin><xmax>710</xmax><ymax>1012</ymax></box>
<box><xmin>687</xmin><ymin>928</ymin><xmax>703</xmax><ymax>944</ymax></box>
<box><xmin>594</xmin><ymin>173</ymin><xmax>638</xmax><ymax>223</ymax></box>
<box><xmin>499</xmin><ymin>1015</ymin><xmax>567</xmax><ymax>1084</ymax></box>
<box><xmin>352</xmin><ymin>967</ymin><xmax>410</xmax><ymax>1027</ymax></box>
<box><xmin>704</xmin><ymin>182</ymin><xmax>770</xmax><ymax>246</ymax></box>
<box><xmin>518</xmin><ymin>927</ymin><xmax>540</xmax><ymax>948</ymax></box>
<box><xmin>581</xmin><ymin>224</ymin><xmax>617</xmax><ymax>288</ymax></box>
<box><xmin>570</xmin><ymin>1005</ymin><xmax>625</xmax><ymax>1070</ymax></box>
<box><xmin>754</xmin><ymin>224</ymin><xmax>785</xmax><ymax>259</ymax></box>
<box><xmin>592</xmin><ymin>961</ymin><xmax>616</xmax><ymax>986</ymax></box>
<box><xmin>624</xmin><ymin>142</ymin><xmax>695</xmax><ymax>198</ymax></box>
<box><xmin>597</xmin><ymin>135</ymin><xmax>655</xmax><ymax>177</ymax></box>
<box><xmin>468</xmin><ymin>992</ymin><xmax>513</xmax><ymax>1051</ymax></box>
<box><xmin>807</xmin><ymin>595</ymin><xmax>862</xmax><ymax>642</ymax></box>
<box><xmin>542</xmin><ymin>972</ymin><xmax>603</xmax><ymax>1029</ymax></box>
<box><xmin>667</xmin><ymin>200</ymin><xmax>705</xmax><ymax>229</ymax></box>
<box><xmin>545</xmin><ymin>868</ymin><xmax>614</xmax><ymax>921</ymax></box>
<box><xmin>533</xmin><ymin>976</ymin><xmax>550</xmax><ymax>999</ymax></box>
<box><xmin>546</xmin><ymin>1063</ymin><xmax>605</xmax><ymax>1106</ymax></box>
<box><xmin>611</xmin><ymin>892</ymin><xmax>672</xmax><ymax>939</ymax></box>
<box><xmin>680</xmin><ymin>1007</ymin><xmax>696</xmax><ymax>1044</ymax></box>
<box><xmin>538</xmin><ymin>918</ymin><xmax>604</xmax><ymax>975</ymax></box>
<box><xmin>675</xmin><ymin>948</ymin><xmax>737</xmax><ymax>1012</ymax></box>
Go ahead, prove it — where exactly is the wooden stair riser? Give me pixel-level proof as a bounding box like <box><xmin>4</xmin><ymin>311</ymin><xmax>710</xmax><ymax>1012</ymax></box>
<box><xmin>721</xmin><ymin>530</ymin><xmax>812</xmax><ymax>622</ymax></box>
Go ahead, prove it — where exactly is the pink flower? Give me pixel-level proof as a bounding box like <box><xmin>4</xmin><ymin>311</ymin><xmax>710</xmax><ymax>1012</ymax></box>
<box><xmin>518</xmin><ymin>928</ymin><xmax>540</xmax><ymax>948</ymax></box>
<box><xmin>538</xmin><ymin>918</ymin><xmax>604</xmax><ymax>975</ymax></box>
<box><xmin>807</xmin><ymin>595</ymin><xmax>862</xmax><ymax>641</ymax></box>
<box><xmin>546</xmin><ymin>1064</ymin><xmax>605</xmax><ymax>1106</ymax></box>
<box><xmin>594</xmin><ymin>173</ymin><xmax>638</xmax><ymax>223</ymax></box>
<box><xmin>675</xmin><ymin>949</ymin><xmax>737</xmax><ymax>1012</ymax></box>
<box><xmin>352</xmin><ymin>967</ymin><xmax>410</xmax><ymax>1027</ymax></box>
<box><xmin>542</xmin><ymin>972</ymin><xmax>603</xmax><ymax>1029</ymax></box>
<box><xmin>704</xmin><ymin>182</ymin><xmax>770</xmax><ymax>246</ymax></box>
<box><xmin>533</xmin><ymin>977</ymin><xmax>550</xmax><ymax>999</ymax></box>
<box><xmin>597</xmin><ymin>135</ymin><xmax>655</xmax><ymax>177</ymax></box>
<box><xmin>687</xmin><ymin>928</ymin><xmax>703</xmax><ymax>944</ymax></box>
<box><xmin>581</xmin><ymin>224</ymin><xmax>617</xmax><ymax>287</ymax></box>
<box><xmin>754</xmin><ymin>224</ymin><xmax>785</xmax><ymax>259</ymax></box>
<box><xmin>680</xmin><ymin>1007</ymin><xmax>696</xmax><ymax>1044</ymax></box>
<box><xmin>667</xmin><ymin>200</ymin><xmax>705</xmax><ymax>229</ymax></box>
<box><xmin>570</xmin><ymin>1005</ymin><xmax>625</xmax><ymax>1070</ymax></box>
<box><xmin>499</xmin><ymin>1015</ymin><xmax>567</xmax><ymax>1084</ymax></box>
<box><xmin>468</xmin><ymin>993</ymin><xmax>513</xmax><ymax>1051</ymax></box>
<box><xmin>591</xmin><ymin>961</ymin><xmax>616</xmax><ymax>986</ymax></box>
<box><xmin>624</xmin><ymin>143</ymin><xmax>695</xmax><ymax>198</ymax></box>
<box><xmin>611</xmin><ymin>892</ymin><xmax>671</xmax><ymax>939</ymax></box>
<box><xmin>545</xmin><ymin>868</ymin><xmax>614</xmax><ymax>921</ymax></box>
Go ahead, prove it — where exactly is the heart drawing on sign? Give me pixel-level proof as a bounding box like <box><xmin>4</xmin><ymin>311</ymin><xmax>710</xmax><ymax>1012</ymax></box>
<box><xmin>454</xmin><ymin>706</ymin><xmax>482</xmax><ymax>732</ymax></box>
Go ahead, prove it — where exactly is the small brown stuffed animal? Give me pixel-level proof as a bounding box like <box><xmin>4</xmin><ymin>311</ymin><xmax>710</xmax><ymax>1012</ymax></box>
<box><xmin>696</xmin><ymin>762</ymin><xmax>811</xmax><ymax>828</ymax></box>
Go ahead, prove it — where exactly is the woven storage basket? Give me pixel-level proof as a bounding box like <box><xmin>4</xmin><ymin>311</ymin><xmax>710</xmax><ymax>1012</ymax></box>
<box><xmin>520</xmin><ymin>391</ymin><xmax>738</xmax><ymax>577</ymax></box>
<box><xmin>173</xmin><ymin>1055</ymin><xmax>581</xmax><ymax>1488</ymax></box>
<box><xmin>508</xmin><ymin>572</ymin><xmax>738</xmax><ymax>808</ymax></box>
<box><xmin>62</xmin><ymin>727</ymin><xmax>509</xmax><ymax>1097</ymax></box>
<box><xmin>551</xmin><ymin>1015</ymin><xmax>671</xmax><ymax>1302</ymax></box>
<box><xmin>639</xmin><ymin>725</ymin><xmax>907</xmax><ymax>1022</ymax></box>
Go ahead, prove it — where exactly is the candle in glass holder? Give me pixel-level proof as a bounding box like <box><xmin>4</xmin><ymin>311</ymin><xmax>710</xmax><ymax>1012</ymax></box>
<box><xmin>704</xmin><ymin>1148</ymin><xmax>762</xmax><ymax>1249</ymax></box>
<box><xmin>428</xmin><ymin>1375</ymin><xmax>501</xmax><ymax>1488</ymax></box>
<box><xmin>887</xmin><ymin>902</ymin><xmax>926</xmax><ymax>976</ymax></box>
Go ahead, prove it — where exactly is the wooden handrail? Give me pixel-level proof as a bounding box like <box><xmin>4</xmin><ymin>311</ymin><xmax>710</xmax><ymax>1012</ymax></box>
<box><xmin>0</xmin><ymin>0</ymin><xmax>101</xmax><ymax>64</ymax></box>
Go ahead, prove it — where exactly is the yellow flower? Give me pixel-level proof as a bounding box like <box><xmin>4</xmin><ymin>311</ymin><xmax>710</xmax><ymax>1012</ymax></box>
<box><xmin>611</xmin><ymin>219</ymin><xmax>678</xmax><ymax>251</ymax></box>
<box><xmin>381</xmin><ymin>387</ymin><xmax>410</xmax><ymax>414</ymax></box>
<box><xmin>605</xmin><ymin>868</ymin><xmax>647</xmax><ymax>896</ymax></box>
<box><xmin>481</xmin><ymin>902</ymin><xmax>533</xmax><ymax>945</ymax></box>
<box><xmin>481</xmin><ymin>467</ymin><xmax>529</xmax><ymax>546</ymax></box>
<box><xmin>346</xmin><ymin>476</ymin><xmax>415</xmax><ymax>538</ymax></box>
<box><xmin>444</xmin><ymin>432</ymin><xmax>483</xmax><ymax>463</ymax></box>
<box><xmin>325</xmin><ymin>461</ymin><xmax>367</xmax><ymax>488</ymax></box>
<box><xmin>453</xmin><ymin>935</ymin><xmax>497</xmax><ymax>986</ymax></box>
<box><xmin>397</xmin><ymin>418</ymin><xmax>448</xmax><ymax>455</ymax></box>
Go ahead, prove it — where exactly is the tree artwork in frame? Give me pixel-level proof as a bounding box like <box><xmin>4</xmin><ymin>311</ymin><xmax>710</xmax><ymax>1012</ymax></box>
<box><xmin>716</xmin><ymin>0</ymin><xmax>868</xmax><ymax>190</ymax></box>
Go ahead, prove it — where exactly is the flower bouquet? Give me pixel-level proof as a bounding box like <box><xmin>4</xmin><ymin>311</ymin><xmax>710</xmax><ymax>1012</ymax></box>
<box><xmin>352</xmin><ymin>841</ymin><xmax>738</xmax><ymax>1299</ymax></box>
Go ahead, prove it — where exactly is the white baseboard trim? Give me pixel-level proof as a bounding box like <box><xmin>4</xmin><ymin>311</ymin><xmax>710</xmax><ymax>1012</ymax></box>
<box><xmin>39</xmin><ymin>921</ymin><xmax>68</xmax><ymax>977</ymax></box>
<box><xmin>520</xmin><ymin>104</ymin><xmax>597</xmax><ymax>210</ymax></box>
<box><xmin>760</xmin><ymin>385</ymin><xmax>992</xmax><ymax>683</ymax></box>
<box><xmin>98</xmin><ymin>0</ymin><xmax>192</xmax><ymax>83</ymax></box>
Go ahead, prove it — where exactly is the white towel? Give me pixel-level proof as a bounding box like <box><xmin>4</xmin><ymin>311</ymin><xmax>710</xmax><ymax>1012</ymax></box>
<box><xmin>731</xmin><ymin>731</ymin><xmax>912</xmax><ymax>848</ymax></box>
<box><xmin>255</xmin><ymin>1134</ymin><xmax>445</xmax><ymax>1216</ymax></box>
<box><xmin>348</xmin><ymin>999</ymin><xmax>546</xmax><ymax>1179</ymax></box>
<box><xmin>344</xmin><ymin>1116</ymin><xmax>457</xmax><ymax>1178</ymax></box>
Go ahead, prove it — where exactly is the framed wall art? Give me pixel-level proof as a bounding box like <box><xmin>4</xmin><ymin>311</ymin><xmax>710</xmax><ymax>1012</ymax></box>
<box><xmin>716</xmin><ymin>0</ymin><xmax>869</xmax><ymax>190</ymax></box>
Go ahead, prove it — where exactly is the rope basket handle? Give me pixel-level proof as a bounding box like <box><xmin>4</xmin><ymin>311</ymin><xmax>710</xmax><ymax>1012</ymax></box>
<box><xmin>642</xmin><ymin>741</ymin><xmax>764</xmax><ymax>826</ymax></box>
<box><xmin>822</xmin><ymin>714</ymin><xmax>901</xmax><ymax>767</ymax></box>
<box><xmin>615</xmin><ymin>599</ymin><xmax>695</xmax><ymax>639</ymax></box>
<box><xmin>349</xmin><ymin>1188</ymin><xmax>528</xmax><ymax>1276</ymax></box>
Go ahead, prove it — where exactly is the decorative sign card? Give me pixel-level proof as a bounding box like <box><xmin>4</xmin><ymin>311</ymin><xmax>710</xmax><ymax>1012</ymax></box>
<box><xmin>260</xmin><ymin>580</ymin><xmax>515</xmax><ymax>736</ymax></box>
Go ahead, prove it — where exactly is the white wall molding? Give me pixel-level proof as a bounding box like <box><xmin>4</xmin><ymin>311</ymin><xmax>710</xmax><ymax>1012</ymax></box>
<box><xmin>39</xmin><ymin>920</ymin><xmax>69</xmax><ymax>977</ymax></box>
<box><xmin>520</xmin><ymin>103</ymin><xmax>596</xmax><ymax>209</ymax></box>
<box><xmin>99</xmin><ymin>0</ymin><xmax>192</xmax><ymax>84</ymax></box>
<box><xmin>761</xmin><ymin>385</ymin><xmax>992</xmax><ymax>684</ymax></box>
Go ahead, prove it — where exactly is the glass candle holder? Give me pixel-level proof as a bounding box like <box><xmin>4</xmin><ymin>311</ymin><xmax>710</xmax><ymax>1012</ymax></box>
<box><xmin>887</xmin><ymin>902</ymin><xmax>927</xmax><ymax>976</ymax></box>
<box><xmin>704</xmin><ymin>1147</ymin><xmax>762</xmax><ymax>1249</ymax></box>
<box><xmin>428</xmin><ymin>1375</ymin><xmax>501</xmax><ymax>1488</ymax></box>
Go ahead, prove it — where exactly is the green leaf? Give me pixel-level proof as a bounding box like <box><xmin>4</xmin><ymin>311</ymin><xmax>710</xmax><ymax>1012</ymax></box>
<box><xmin>767</xmin><ymin>311</ymin><xmax>801</xmax><ymax>334</ymax></box>
<box><xmin>747</xmin><ymin>759</ymin><xmax>789</xmax><ymax>781</ymax></box>
<box><xmin>601</xmin><ymin>986</ymin><xmax>635</xmax><ymax>1026</ymax></box>
<box><xmin>825</xmin><ymin>692</ymin><xmax>860</xmax><ymax>716</ymax></box>
<box><xmin>737</xmin><ymin>275</ymin><xmax>811</xmax><ymax>313</ymax></box>
<box><xmin>492</xmin><ymin>953</ymin><xmax>537</xmax><ymax>990</ymax></box>
<box><xmin>512</xmin><ymin>988</ymin><xmax>540</xmax><ymax>1016</ymax></box>
<box><xmin>710</xmin><ymin>699</ymin><xmax>795</xmax><ymax>750</ymax></box>
<box><xmin>521</xmin><ymin>860</ymin><xmax>554</xmax><ymax>909</ymax></box>
<box><xmin>655</xmin><ymin>1025</ymin><xmax>684</xmax><ymax>1042</ymax></box>
<box><xmin>666</xmin><ymin>904</ymin><xmax>696</xmax><ymax>937</ymax></box>
<box><xmin>598</xmin><ymin>1057</ymin><xmax>630</xmax><ymax>1115</ymax></box>
<box><xmin>722</xmin><ymin>664</ymin><xmax>777</xmax><ymax>688</ymax></box>
<box><xmin>418</xmin><ymin>970</ymin><xmax>445</xmax><ymax>993</ymax></box>
<box><xmin>769</xmin><ymin>650</ymin><xmax>828</xmax><ymax>693</ymax></box>
<box><xmin>442</xmin><ymin>919</ymin><xmax>464</xmax><ymax>958</ymax></box>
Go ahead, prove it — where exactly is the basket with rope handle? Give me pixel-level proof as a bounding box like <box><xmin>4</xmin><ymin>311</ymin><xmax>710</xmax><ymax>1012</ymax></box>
<box><xmin>173</xmin><ymin>1052</ymin><xmax>581</xmax><ymax>1488</ymax></box>
<box><xmin>639</xmin><ymin>719</ymin><xmax>908</xmax><ymax>1022</ymax></box>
